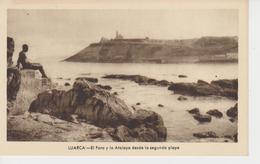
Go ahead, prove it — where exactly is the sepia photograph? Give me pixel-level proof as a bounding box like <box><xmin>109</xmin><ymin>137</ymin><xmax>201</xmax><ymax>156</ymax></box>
<box><xmin>6</xmin><ymin>9</ymin><xmax>239</xmax><ymax>143</ymax></box>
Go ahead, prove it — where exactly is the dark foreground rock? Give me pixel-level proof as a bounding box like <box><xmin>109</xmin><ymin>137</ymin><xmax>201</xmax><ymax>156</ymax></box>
<box><xmin>226</xmin><ymin>103</ymin><xmax>238</xmax><ymax>119</ymax></box>
<box><xmin>168</xmin><ymin>79</ymin><xmax>238</xmax><ymax>99</ymax></box>
<box><xmin>193</xmin><ymin>131</ymin><xmax>218</xmax><ymax>138</ymax></box>
<box><xmin>102</xmin><ymin>74</ymin><xmax>172</xmax><ymax>87</ymax></box>
<box><xmin>28</xmin><ymin>79</ymin><xmax>167</xmax><ymax>142</ymax></box>
<box><xmin>206</xmin><ymin>109</ymin><xmax>223</xmax><ymax>118</ymax></box>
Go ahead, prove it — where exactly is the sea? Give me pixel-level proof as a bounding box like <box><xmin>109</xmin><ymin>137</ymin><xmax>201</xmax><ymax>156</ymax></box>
<box><xmin>38</xmin><ymin>57</ymin><xmax>238</xmax><ymax>142</ymax></box>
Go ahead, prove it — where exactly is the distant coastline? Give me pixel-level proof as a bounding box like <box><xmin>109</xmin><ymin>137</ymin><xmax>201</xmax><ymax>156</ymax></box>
<box><xmin>64</xmin><ymin>33</ymin><xmax>238</xmax><ymax>63</ymax></box>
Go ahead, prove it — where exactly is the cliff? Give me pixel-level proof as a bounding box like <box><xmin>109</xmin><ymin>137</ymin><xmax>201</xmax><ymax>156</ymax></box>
<box><xmin>65</xmin><ymin>36</ymin><xmax>238</xmax><ymax>63</ymax></box>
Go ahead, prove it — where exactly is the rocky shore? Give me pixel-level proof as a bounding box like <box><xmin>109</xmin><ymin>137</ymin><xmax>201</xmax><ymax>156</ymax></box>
<box><xmin>7</xmin><ymin>71</ymin><xmax>167</xmax><ymax>142</ymax></box>
<box><xmin>7</xmin><ymin>37</ymin><xmax>238</xmax><ymax>143</ymax></box>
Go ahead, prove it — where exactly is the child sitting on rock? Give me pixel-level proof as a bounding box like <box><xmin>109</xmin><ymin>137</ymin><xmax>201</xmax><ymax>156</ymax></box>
<box><xmin>16</xmin><ymin>44</ymin><xmax>48</xmax><ymax>78</ymax></box>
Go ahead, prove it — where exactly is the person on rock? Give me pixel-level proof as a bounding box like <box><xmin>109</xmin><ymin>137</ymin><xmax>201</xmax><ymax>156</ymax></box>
<box><xmin>16</xmin><ymin>44</ymin><xmax>48</xmax><ymax>78</ymax></box>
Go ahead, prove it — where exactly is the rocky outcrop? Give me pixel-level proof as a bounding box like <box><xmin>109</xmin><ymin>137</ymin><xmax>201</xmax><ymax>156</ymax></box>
<box><xmin>102</xmin><ymin>74</ymin><xmax>172</xmax><ymax>87</ymax></box>
<box><xmin>7</xmin><ymin>37</ymin><xmax>21</xmax><ymax>101</ymax></box>
<box><xmin>28</xmin><ymin>79</ymin><xmax>167</xmax><ymax>142</ymax></box>
<box><xmin>168</xmin><ymin>79</ymin><xmax>238</xmax><ymax>99</ymax></box>
<box><xmin>65</xmin><ymin>36</ymin><xmax>238</xmax><ymax>63</ymax></box>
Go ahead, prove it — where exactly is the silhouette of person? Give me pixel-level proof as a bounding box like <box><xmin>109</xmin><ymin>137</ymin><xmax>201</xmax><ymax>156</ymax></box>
<box><xmin>17</xmin><ymin>44</ymin><xmax>48</xmax><ymax>78</ymax></box>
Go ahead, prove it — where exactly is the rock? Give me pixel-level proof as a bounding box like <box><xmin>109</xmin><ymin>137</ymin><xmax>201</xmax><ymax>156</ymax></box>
<box><xmin>112</xmin><ymin>125</ymin><xmax>134</xmax><ymax>142</ymax></box>
<box><xmin>7</xmin><ymin>37</ymin><xmax>21</xmax><ymax>101</ymax></box>
<box><xmin>113</xmin><ymin>92</ymin><xmax>118</xmax><ymax>95</ymax></box>
<box><xmin>206</xmin><ymin>109</ymin><xmax>223</xmax><ymax>118</ymax></box>
<box><xmin>168</xmin><ymin>79</ymin><xmax>238</xmax><ymax>99</ymax></box>
<box><xmin>187</xmin><ymin>108</ymin><xmax>200</xmax><ymax>115</ymax></box>
<box><xmin>96</xmin><ymin>84</ymin><xmax>112</xmax><ymax>90</ymax></box>
<box><xmin>103</xmin><ymin>74</ymin><xmax>171</xmax><ymax>87</ymax></box>
<box><xmin>193</xmin><ymin>114</ymin><xmax>212</xmax><ymax>123</ymax></box>
<box><xmin>57</xmin><ymin>77</ymin><xmax>63</xmax><ymax>80</ymax></box>
<box><xmin>28</xmin><ymin>79</ymin><xmax>167</xmax><ymax>142</ymax></box>
<box><xmin>226</xmin><ymin>103</ymin><xmax>238</xmax><ymax>118</ymax></box>
<box><xmin>193</xmin><ymin>131</ymin><xmax>218</xmax><ymax>138</ymax></box>
<box><xmin>64</xmin><ymin>82</ymin><xmax>70</xmax><ymax>86</ymax></box>
<box><xmin>177</xmin><ymin>96</ymin><xmax>188</xmax><ymax>101</ymax></box>
<box><xmin>197</xmin><ymin>80</ymin><xmax>209</xmax><ymax>85</ymax></box>
<box><xmin>75</xmin><ymin>77</ymin><xmax>98</xmax><ymax>83</ymax></box>
<box><xmin>158</xmin><ymin>104</ymin><xmax>164</xmax><ymax>107</ymax></box>
<box><xmin>136</xmin><ymin>102</ymin><xmax>141</xmax><ymax>105</ymax></box>
<box><xmin>178</xmin><ymin>74</ymin><xmax>187</xmax><ymax>78</ymax></box>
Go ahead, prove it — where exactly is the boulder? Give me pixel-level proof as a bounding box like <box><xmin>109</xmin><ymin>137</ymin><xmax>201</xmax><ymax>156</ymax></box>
<box><xmin>193</xmin><ymin>114</ymin><xmax>212</xmax><ymax>123</ymax></box>
<box><xmin>193</xmin><ymin>131</ymin><xmax>218</xmax><ymax>138</ymax></box>
<box><xmin>226</xmin><ymin>103</ymin><xmax>238</xmax><ymax>118</ymax></box>
<box><xmin>187</xmin><ymin>108</ymin><xmax>200</xmax><ymax>115</ymax></box>
<box><xmin>158</xmin><ymin>104</ymin><xmax>164</xmax><ymax>107</ymax></box>
<box><xmin>206</xmin><ymin>109</ymin><xmax>223</xmax><ymax>118</ymax></box>
<box><xmin>28</xmin><ymin>79</ymin><xmax>167</xmax><ymax>142</ymax></box>
<box><xmin>64</xmin><ymin>82</ymin><xmax>70</xmax><ymax>86</ymax></box>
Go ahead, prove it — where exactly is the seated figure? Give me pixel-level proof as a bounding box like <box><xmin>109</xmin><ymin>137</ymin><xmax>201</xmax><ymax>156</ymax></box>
<box><xmin>16</xmin><ymin>44</ymin><xmax>48</xmax><ymax>78</ymax></box>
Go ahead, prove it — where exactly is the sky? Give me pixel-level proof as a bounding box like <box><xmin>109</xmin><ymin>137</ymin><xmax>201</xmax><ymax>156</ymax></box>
<box><xmin>7</xmin><ymin>9</ymin><xmax>238</xmax><ymax>60</ymax></box>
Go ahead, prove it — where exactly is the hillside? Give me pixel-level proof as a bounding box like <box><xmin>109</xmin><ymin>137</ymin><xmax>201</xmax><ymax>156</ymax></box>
<box><xmin>64</xmin><ymin>36</ymin><xmax>238</xmax><ymax>63</ymax></box>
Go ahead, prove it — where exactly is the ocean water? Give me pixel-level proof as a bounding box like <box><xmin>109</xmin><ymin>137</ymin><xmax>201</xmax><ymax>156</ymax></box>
<box><xmin>39</xmin><ymin>58</ymin><xmax>238</xmax><ymax>142</ymax></box>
